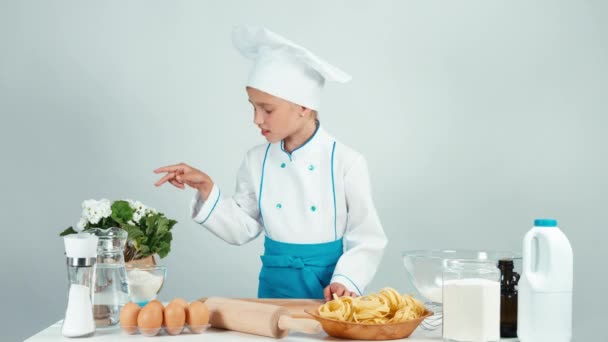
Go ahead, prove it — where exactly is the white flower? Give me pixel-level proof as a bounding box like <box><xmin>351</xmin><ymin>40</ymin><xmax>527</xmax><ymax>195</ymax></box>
<box><xmin>75</xmin><ymin>217</ymin><xmax>87</xmax><ymax>232</ymax></box>
<box><xmin>126</xmin><ymin>199</ymin><xmax>157</xmax><ymax>223</ymax></box>
<box><xmin>98</xmin><ymin>199</ymin><xmax>112</xmax><ymax>217</ymax></box>
<box><xmin>81</xmin><ymin>198</ymin><xmax>112</xmax><ymax>226</ymax></box>
<box><xmin>82</xmin><ymin>199</ymin><xmax>97</xmax><ymax>210</ymax></box>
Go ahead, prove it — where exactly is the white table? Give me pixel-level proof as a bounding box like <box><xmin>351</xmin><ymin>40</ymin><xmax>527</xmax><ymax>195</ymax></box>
<box><xmin>25</xmin><ymin>321</ymin><xmax>519</xmax><ymax>341</ymax></box>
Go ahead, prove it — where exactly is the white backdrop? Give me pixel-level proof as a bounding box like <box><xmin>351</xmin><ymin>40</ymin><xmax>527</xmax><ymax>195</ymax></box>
<box><xmin>1</xmin><ymin>1</ymin><xmax>606</xmax><ymax>340</ymax></box>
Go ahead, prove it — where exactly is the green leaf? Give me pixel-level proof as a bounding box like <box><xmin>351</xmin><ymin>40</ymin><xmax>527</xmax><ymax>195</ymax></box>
<box><xmin>99</xmin><ymin>216</ymin><xmax>118</xmax><ymax>229</ymax></box>
<box><xmin>143</xmin><ymin>215</ymin><xmax>156</xmax><ymax>236</ymax></box>
<box><xmin>156</xmin><ymin>216</ymin><xmax>170</xmax><ymax>236</ymax></box>
<box><xmin>138</xmin><ymin>245</ymin><xmax>151</xmax><ymax>257</ymax></box>
<box><xmin>111</xmin><ymin>200</ymin><xmax>134</xmax><ymax>224</ymax></box>
<box><xmin>156</xmin><ymin>241</ymin><xmax>171</xmax><ymax>258</ymax></box>
<box><xmin>122</xmin><ymin>224</ymin><xmax>144</xmax><ymax>240</ymax></box>
<box><xmin>59</xmin><ymin>227</ymin><xmax>77</xmax><ymax>236</ymax></box>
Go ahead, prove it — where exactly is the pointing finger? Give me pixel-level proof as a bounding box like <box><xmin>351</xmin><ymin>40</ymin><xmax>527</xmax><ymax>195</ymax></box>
<box><xmin>154</xmin><ymin>163</ymin><xmax>189</xmax><ymax>174</ymax></box>
<box><xmin>154</xmin><ymin>172</ymin><xmax>175</xmax><ymax>187</ymax></box>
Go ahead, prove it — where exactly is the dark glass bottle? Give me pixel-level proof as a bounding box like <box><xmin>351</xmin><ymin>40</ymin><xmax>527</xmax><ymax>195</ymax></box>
<box><xmin>498</xmin><ymin>259</ymin><xmax>520</xmax><ymax>338</ymax></box>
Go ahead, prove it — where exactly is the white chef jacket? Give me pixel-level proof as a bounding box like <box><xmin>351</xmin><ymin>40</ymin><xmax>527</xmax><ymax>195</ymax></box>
<box><xmin>191</xmin><ymin>124</ymin><xmax>387</xmax><ymax>294</ymax></box>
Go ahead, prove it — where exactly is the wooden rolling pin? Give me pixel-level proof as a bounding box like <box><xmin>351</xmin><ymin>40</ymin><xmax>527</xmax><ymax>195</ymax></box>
<box><xmin>202</xmin><ymin>297</ymin><xmax>322</xmax><ymax>338</ymax></box>
<box><xmin>234</xmin><ymin>298</ymin><xmax>323</xmax><ymax>318</ymax></box>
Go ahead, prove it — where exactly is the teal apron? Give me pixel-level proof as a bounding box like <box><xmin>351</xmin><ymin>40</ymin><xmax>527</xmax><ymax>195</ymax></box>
<box><xmin>258</xmin><ymin>236</ymin><xmax>343</xmax><ymax>299</ymax></box>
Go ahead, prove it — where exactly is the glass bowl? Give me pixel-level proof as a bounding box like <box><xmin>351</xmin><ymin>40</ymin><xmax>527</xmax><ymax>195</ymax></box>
<box><xmin>402</xmin><ymin>250</ymin><xmax>521</xmax><ymax>304</ymax></box>
<box><xmin>402</xmin><ymin>249</ymin><xmax>521</xmax><ymax>331</ymax></box>
<box><xmin>125</xmin><ymin>264</ymin><xmax>167</xmax><ymax>307</ymax></box>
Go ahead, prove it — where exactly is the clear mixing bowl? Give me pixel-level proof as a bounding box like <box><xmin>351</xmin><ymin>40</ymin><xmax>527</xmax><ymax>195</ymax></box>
<box><xmin>402</xmin><ymin>249</ymin><xmax>521</xmax><ymax>330</ymax></box>
<box><xmin>402</xmin><ymin>249</ymin><xmax>521</xmax><ymax>303</ymax></box>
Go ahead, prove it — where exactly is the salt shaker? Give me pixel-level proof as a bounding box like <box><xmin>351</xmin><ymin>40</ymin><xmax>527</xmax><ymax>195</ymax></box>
<box><xmin>62</xmin><ymin>233</ymin><xmax>99</xmax><ymax>337</ymax></box>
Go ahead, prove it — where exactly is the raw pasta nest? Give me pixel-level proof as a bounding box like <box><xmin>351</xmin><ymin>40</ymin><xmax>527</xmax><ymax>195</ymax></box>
<box><xmin>318</xmin><ymin>287</ymin><xmax>426</xmax><ymax>324</ymax></box>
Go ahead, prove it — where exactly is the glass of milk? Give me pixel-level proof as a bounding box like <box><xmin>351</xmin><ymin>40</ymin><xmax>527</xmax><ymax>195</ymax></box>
<box><xmin>442</xmin><ymin>259</ymin><xmax>501</xmax><ymax>342</ymax></box>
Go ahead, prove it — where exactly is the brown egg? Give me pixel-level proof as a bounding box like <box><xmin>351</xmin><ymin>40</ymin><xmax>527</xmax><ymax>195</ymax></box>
<box><xmin>169</xmin><ymin>298</ymin><xmax>188</xmax><ymax>309</ymax></box>
<box><xmin>146</xmin><ymin>299</ymin><xmax>164</xmax><ymax>311</ymax></box>
<box><xmin>186</xmin><ymin>301</ymin><xmax>210</xmax><ymax>333</ymax></box>
<box><xmin>137</xmin><ymin>302</ymin><xmax>163</xmax><ymax>336</ymax></box>
<box><xmin>119</xmin><ymin>302</ymin><xmax>140</xmax><ymax>334</ymax></box>
<box><xmin>163</xmin><ymin>303</ymin><xmax>186</xmax><ymax>335</ymax></box>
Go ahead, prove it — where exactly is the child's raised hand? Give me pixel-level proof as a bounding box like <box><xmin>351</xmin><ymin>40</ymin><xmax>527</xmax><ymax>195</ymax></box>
<box><xmin>323</xmin><ymin>282</ymin><xmax>359</xmax><ymax>301</ymax></box>
<box><xmin>154</xmin><ymin>163</ymin><xmax>214</xmax><ymax>199</ymax></box>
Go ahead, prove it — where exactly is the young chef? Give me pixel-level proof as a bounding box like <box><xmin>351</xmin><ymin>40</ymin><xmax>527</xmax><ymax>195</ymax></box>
<box><xmin>154</xmin><ymin>26</ymin><xmax>387</xmax><ymax>300</ymax></box>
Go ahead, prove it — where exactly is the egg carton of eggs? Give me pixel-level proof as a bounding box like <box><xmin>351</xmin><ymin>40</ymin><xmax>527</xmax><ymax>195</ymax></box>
<box><xmin>120</xmin><ymin>298</ymin><xmax>211</xmax><ymax>337</ymax></box>
<box><xmin>122</xmin><ymin>323</ymin><xmax>212</xmax><ymax>336</ymax></box>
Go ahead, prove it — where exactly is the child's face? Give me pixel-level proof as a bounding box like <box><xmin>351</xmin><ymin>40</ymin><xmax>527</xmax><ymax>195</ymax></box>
<box><xmin>246</xmin><ymin>87</ymin><xmax>311</xmax><ymax>143</ymax></box>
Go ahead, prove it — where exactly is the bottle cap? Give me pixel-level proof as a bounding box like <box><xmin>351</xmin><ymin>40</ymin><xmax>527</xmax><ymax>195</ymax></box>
<box><xmin>64</xmin><ymin>233</ymin><xmax>99</xmax><ymax>258</ymax></box>
<box><xmin>534</xmin><ymin>218</ymin><xmax>558</xmax><ymax>227</ymax></box>
<box><xmin>498</xmin><ymin>259</ymin><xmax>514</xmax><ymax>268</ymax></box>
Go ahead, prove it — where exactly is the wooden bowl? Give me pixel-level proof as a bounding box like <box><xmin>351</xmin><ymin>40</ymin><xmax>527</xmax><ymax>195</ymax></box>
<box><xmin>304</xmin><ymin>308</ymin><xmax>433</xmax><ymax>340</ymax></box>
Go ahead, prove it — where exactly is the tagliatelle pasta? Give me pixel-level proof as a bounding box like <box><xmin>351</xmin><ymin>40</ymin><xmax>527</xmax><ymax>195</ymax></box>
<box><xmin>318</xmin><ymin>287</ymin><xmax>426</xmax><ymax>324</ymax></box>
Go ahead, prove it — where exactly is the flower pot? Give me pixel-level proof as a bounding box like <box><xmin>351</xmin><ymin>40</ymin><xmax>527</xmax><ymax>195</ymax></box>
<box><xmin>125</xmin><ymin>254</ymin><xmax>157</xmax><ymax>266</ymax></box>
<box><xmin>123</xmin><ymin>244</ymin><xmax>157</xmax><ymax>265</ymax></box>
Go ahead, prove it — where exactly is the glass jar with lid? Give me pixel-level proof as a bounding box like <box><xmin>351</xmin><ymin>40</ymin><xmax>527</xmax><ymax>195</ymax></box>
<box><xmin>442</xmin><ymin>259</ymin><xmax>500</xmax><ymax>342</ymax></box>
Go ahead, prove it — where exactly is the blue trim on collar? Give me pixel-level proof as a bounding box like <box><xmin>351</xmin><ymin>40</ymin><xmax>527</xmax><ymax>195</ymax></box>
<box><xmin>201</xmin><ymin>189</ymin><xmax>221</xmax><ymax>224</ymax></box>
<box><xmin>331</xmin><ymin>141</ymin><xmax>337</xmax><ymax>240</ymax></box>
<box><xmin>280</xmin><ymin>142</ymin><xmax>293</xmax><ymax>161</ymax></box>
<box><xmin>280</xmin><ymin>121</ymin><xmax>321</xmax><ymax>160</ymax></box>
<box><xmin>332</xmin><ymin>274</ymin><xmax>362</xmax><ymax>296</ymax></box>
<box><xmin>258</xmin><ymin>144</ymin><xmax>271</xmax><ymax>235</ymax></box>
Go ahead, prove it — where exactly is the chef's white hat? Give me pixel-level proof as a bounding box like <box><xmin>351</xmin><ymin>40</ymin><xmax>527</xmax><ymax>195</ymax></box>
<box><xmin>232</xmin><ymin>25</ymin><xmax>351</xmax><ymax>111</ymax></box>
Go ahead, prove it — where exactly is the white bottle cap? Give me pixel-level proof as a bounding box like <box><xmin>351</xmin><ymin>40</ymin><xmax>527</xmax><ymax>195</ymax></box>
<box><xmin>64</xmin><ymin>233</ymin><xmax>99</xmax><ymax>258</ymax></box>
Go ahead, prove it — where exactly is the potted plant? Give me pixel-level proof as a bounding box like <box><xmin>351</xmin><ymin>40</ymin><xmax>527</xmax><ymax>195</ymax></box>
<box><xmin>60</xmin><ymin>199</ymin><xmax>177</xmax><ymax>264</ymax></box>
